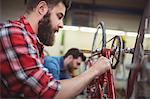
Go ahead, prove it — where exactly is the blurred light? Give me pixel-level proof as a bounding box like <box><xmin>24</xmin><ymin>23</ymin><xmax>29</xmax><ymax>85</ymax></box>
<box><xmin>127</xmin><ymin>32</ymin><xmax>137</xmax><ymax>37</ymax></box>
<box><xmin>106</xmin><ymin>30</ymin><xmax>125</xmax><ymax>35</ymax></box>
<box><xmin>145</xmin><ymin>34</ymin><xmax>150</xmax><ymax>38</ymax></box>
<box><xmin>62</xmin><ymin>25</ymin><xmax>150</xmax><ymax>38</ymax></box>
<box><xmin>62</xmin><ymin>25</ymin><xmax>79</xmax><ymax>31</ymax></box>
<box><xmin>80</xmin><ymin>27</ymin><xmax>96</xmax><ymax>33</ymax></box>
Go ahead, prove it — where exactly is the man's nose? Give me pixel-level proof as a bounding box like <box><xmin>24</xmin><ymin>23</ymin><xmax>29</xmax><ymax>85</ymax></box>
<box><xmin>59</xmin><ymin>20</ymin><xmax>64</xmax><ymax>28</ymax></box>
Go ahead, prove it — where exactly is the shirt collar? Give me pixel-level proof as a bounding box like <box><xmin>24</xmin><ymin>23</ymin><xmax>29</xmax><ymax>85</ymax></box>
<box><xmin>20</xmin><ymin>16</ymin><xmax>34</xmax><ymax>35</ymax></box>
<box><xmin>20</xmin><ymin>16</ymin><xmax>44</xmax><ymax>45</ymax></box>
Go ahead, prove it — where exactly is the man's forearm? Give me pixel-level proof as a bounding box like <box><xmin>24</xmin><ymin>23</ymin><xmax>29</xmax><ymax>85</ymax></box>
<box><xmin>54</xmin><ymin>66</ymin><xmax>99</xmax><ymax>99</ymax></box>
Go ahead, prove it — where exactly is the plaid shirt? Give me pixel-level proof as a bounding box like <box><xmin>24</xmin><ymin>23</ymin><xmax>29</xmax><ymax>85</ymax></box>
<box><xmin>0</xmin><ymin>16</ymin><xmax>61</xmax><ymax>98</ymax></box>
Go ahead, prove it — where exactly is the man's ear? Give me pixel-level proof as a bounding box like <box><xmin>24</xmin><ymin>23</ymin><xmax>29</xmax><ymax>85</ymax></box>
<box><xmin>36</xmin><ymin>1</ymin><xmax>48</xmax><ymax>16</ymax></box>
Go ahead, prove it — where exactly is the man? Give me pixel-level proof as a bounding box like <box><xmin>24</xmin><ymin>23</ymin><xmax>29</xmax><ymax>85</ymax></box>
<box><xmin>0</xmin><ymin>0</ymin><xmax>111</xmax><ymax>98</ymax></box>
<box><xmin>44</xmin><ymin>48</ymin><xmax>86</xmax><ymax>80</ymax></box>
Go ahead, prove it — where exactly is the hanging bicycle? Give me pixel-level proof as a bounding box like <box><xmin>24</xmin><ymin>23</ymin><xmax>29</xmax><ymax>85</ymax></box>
<box><xmin>85</xmin><ymin>21</ymin><xmax>123</xmax><ymax>99</ymax></box>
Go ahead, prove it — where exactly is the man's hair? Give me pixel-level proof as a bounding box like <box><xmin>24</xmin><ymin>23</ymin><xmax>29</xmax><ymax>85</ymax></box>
<box><xmin>25</xmin><ymin>0</ymin><xmax>71</xmax><ymax>13</ymax></box>
<box><xmin>64</xmin><ymin>48</ymin><xmax>86</xmax><ymax>61</ymax></box>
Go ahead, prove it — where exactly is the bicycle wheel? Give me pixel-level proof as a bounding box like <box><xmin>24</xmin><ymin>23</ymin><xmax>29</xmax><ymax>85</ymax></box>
<box><xmin>86</xmin><ymin>21</ymin><xmax>107</xmax><ymax>99</ymax></box>
<box><xmin>126</xmin><ymin>0</ymin><xmax>150</xmax><ymax>98</ymax></box>
<box><xmin>110</xmin><ymin>35</ymin><xmax>123</xmax><ymax>69</ymax></box>
<box><xmin>91</xmin><ymin>21</ymin><xmax>106</xmax><ymax>53</ymax></box>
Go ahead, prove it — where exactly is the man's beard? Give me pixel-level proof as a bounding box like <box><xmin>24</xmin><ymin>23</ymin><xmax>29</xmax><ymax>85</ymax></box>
<box><xmin>68</xmin><ymin>63</ymin><xmax>73</xmax><ymax>73</ymax></box>
<box><xmin>67</xmin><ymin>62</ymin><xmax>77</xmax><ymax>72</ymax></box>
<box><xmin>37</xmin><ymin>11</ymin><xmax>55</xmax><ymax>46</ymax></box>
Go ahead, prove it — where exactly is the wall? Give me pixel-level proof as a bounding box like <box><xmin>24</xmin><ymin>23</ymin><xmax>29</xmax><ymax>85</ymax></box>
<box><xmin>1</xmin><ymin>0</ymin><xmax>25</xmax><ymax>22</ymax></box>
<box><xmin>44</xmin><ymin>29</ymin><xmax>149</xmax><ymax>55</ymax></box>
<box><xmin>0</xmin><ymin>0</ymin><xmax>1</xmax><ymax>21</ymax></box>
<box><xmin>93</xmin><ymin>11</ymin><xmax>141</xmax><ymax>32</ymax></box>
<box><xmin>73</xmin><ymin>0</ymin><xmax>146</xmax><ymax>9</ymax></box>
<box><xmin>1</xmin><ymin>0</ymin><xmax>142</xmax><ymax>29</ymax></box>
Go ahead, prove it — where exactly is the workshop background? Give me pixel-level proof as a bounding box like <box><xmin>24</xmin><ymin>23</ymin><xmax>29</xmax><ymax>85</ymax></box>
<box><xmin>0</xmin><ymin>0</ymin><xmax>149</xmax><ymax>98</ymax></box>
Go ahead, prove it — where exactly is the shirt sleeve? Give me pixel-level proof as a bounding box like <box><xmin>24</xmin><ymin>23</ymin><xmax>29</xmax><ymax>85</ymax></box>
<box><xmin>44</xmin><ymin>57</ymin><xmax>60</xmax><ymax>80</ymax></box>
<box><xmin>0</xmin><ymin>26</ymin><xmax>61</xmax><ymax>98</ymax></box>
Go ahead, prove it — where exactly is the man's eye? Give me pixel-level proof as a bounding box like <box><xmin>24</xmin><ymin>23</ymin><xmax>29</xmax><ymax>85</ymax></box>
<box><xmin>58</xmin><ymin>16</ymin><xmax>62</xmax><ymax>20</ymax></box>
<box><xmin>77</xmin><ymin>63</ymin><xmax>81</xmax><ymax>65</ymax></box>
<box><xmin>57</xmin><ymin>13</ymin><xmax>64</xmax><ymax>20</ymax></box>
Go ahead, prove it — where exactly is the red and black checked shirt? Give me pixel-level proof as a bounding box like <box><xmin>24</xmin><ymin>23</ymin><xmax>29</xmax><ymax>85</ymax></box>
<box><xmin>0</xmin><ymin>16</ymin><xmax>61</xmax><ymax>98</ymax></box>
